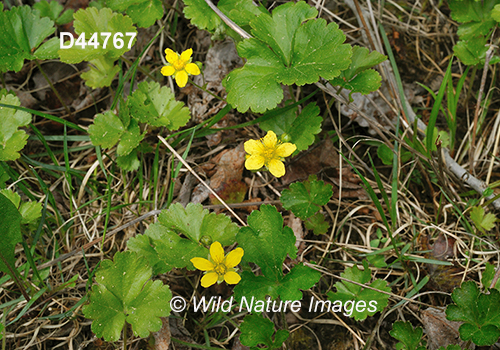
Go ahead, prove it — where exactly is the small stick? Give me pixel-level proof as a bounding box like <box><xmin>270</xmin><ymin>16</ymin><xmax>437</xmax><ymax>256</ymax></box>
<box><xmin>158</xmin><ymin>135</ymin><xmax>247</xmax><ymax>226</ymax></box>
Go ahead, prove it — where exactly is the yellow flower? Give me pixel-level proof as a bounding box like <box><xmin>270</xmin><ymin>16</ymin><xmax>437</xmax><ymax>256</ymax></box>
<box><xmin>161</xmin><ymin>48</ymin><xmax>201</xmax><ymax>88</ymax></box>
<box><xmin>244</xmin><ymin>130</ymin><xmax>296</xmax><ymax>178</ymax></box>
<box><xmin>190</xmin><ymin>242</ymin><xmax>244</xmax><ymax>288</ymax></box>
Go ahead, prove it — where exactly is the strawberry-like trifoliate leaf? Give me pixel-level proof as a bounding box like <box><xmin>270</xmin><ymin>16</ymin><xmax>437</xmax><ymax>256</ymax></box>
<box><xmin>218</xmin><ymin>0</ymin><xmax>267</xmax><ymax>28</ymax></box>
<box><xmin>280</xmin><ymin>175</ymin><xmax>333</xmax><ymax>220</ymax></box>
<box><xmin>82</xmin><ymin>56</ymin><xmax>121</xmax><ymax>89</ymax></box>
<box><xmin>106</xmin><ymin>0</ymin><xmax>163</xmax><ymax>28</ymax></box>
<box><xmin>83</xmin><ymin>251</ymin><xmax>171</xmax><ymax>342</ymax></box>
<box><xmin>327</xmin><ymin>260</ymin><xmax>390</xmax><ymax>320</ymax></box>
<box><xmin>0</xmin><ymin>192</ymin><xmax>23</xmax><ymax>278</ymax></box>
<box><xmin>33</xmin><ymin>0</ymin><xmax>74</xmax><ymax>25</ymax></box>
<box><xmin>127</xmin><ymin>222</ymin><xmax>207</xmax><ymax>274</ymax></box>
<box><xmin>1</xmin><ymin>189</ymin><xmax>43</xmax><ymax>225</ymax></box>
<box><xmin>470</xmin><ymin>205</ymin><xmax>498</xmax><ymax>233</ymax></box>
<box><xmin>389</xmin><ymin>321</ymin><xmax>426</xmax><ymax>350</ymax></box>
<box><xmin>224</xmin><ymin>1</ymin><xmax>352</xmax><ymax>113</ymax></box>
<box><xmin>234</xmin><ymin>205</ymin><xmax>320</xmax><ymax>301</ymax></box>
<box><xmin>330</xmin><ymin>46</ymin><xmax>386</xmax><ymax>98</ymax></box>
<box><xmin>0</xmin><ymin>94</ymin><xmax>32</xmax><ymax>161</ymax></box>
<box><xmin>446</xmin><ymin>281</ymin><xmax>500</xmax><ymax>346</ymax></box>
<box><xmin>88</xmin><ymin>111</ymin><xmax>144</xmax><ymax>157</ymax></box>
<box><xmin>453</xmin><ymin>36</ymin><xmax>500</xmax><ymax>66</ymax></box>
<box><xmin>127</xmin><ymin>81</ymin><xmax>191</xmax><ymax>131</ymax></box>
<box><xmin>0</xmin><ymin>4</ymin><xmax>55</xmax><ymax>72</ymax></box>
<box><xmin>158</xmin><ymin>203</ymin><xmax>238</xmax><ymax>246</ymax></box>
<box><xmin>116</xmin><ymin>148</ymin><xmax>140</xmax><ymax>171</ymax></box>
<box><xmin>260</xmin><ymin>102</ymin><xmax>322</xmax><ymax>152</ymax></box>
<box><xmin>240</xmin><ymin>314</ymin><xmax>289</xmax><ymax>350</ymax></box>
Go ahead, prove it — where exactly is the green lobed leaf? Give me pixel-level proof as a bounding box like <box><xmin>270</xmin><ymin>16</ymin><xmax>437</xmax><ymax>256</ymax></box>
<box><xmin>82</xmin><ymin>251</ymin><xmax>171</xmax><ymax>342</ymax></box>
<box><xmin>218</xmin><ymin>0</ymin><xmax>267</xmax><ymax>28</ymax></box>
<box><xmin>33</xmin><ymin>37</ymin><xmax>60</xmax><ymax>60</ymax></box>
<box><xmin>116</xmin><ymin>119</ymin><xmax>144</xmax><ymax>157</ymax></box>
<box><xmin>449</xmin><ymin>0</ymin><xmax>499</xmax><ymax>39</ymax></box>
<box><xmin>305</xmin><ymin>212</ymin><xmax>330</xmax><ymax>235</ymax></box>
<box><xmin>88</xmin><ymin>111</ymin><xmax>125</xmax><ymax>149</ymax></box>
<box><xmin>116</xmin><ymin>148</ymin><xmax>140</xmax><ymax>171</ymax></box>
<box><xmin>19</xmin><ymin>201</ymin><xmax>42</xmax><ymax>224</ymax></box>
<box><xmin>0</xmin><ymin>192</ymin><xmax>23</xmax><ymax>277</ymax></box>
<box><xmin>158</xmin><ymin>203</ymin><xmax>238</xmax><ymax>246</ymax></box>
<box><xmin>327</xmin><ymin>260</ymin><xmax>390</xmax><ymax>320</ymax></box>
<box><xmin>453</xmin><ymin>36</ymin><xmax>498</xmax><ymax>66</ymax></box>
<box><xmin>106</xmin><ymin>0</ymin><xmax>163</xmax><ymax>28</ymax></box>
<box><xmin>470</xmin><ymin>206</ymin><xmax>498</xmax><ymax>233</ymax></box>
<box><xmin>33</xmin><ymin>0</ymin><xmax>74</xmax><ymax>25</ymax></box>
<box><xmin>127</xmin><ymin>222</ymin><xmax>208</xmax><ymax>274</ymax></box>
<box><xmin>82</xmin><ymin>57</ymin><xmax>121</xmax><ymax>89</ymax></box>
<box><xmin>127</xmin><ymin>81</ymin><xmax>191</xmax><ymax>131</ymax></box>
<box><xmin>240</xmin><ymin>314</ymin><xmax>289</xmax><ymax>349</ymax></box>
<box><xmin>481</xmin><ymin>262</ymin><xmax>500</xmax><ymax>291</ymax></box>
<box><xmin>0</xmin><ymin>5</ymin><xmax>55</xmax><ymax>72</ymax></box>
<box><xmin>0</xmin><ymin>94</ymin><xmax>32</xmax><ymax>161</ymax></box>
<box><xmin>58</xmin><ymin>7</ymin><xmax>136</xmax><ymax>63</ymax></box>
<box><xmin>260</xmin><ymin>102</ymin><xmax>322</xmax><ymax>152</ymax></box>
<box><xmin>224</xmin><ymin>1</ymin><xmax>352</xmax><ymax>113</ymax></box>
<box><xmin>183</xmin><ymin>0</ymin><xmax>224</xmax><ymax>31</ymax></box>
<box><xmin>493</xmin><ymin>5</ymin><xmax>500</xmax><ymax>22</ymax></box>
<box><xmin>446</xmin><ymin>281</ymin><xmax>500</xmax><ymax>346</ymax></box>
<box><xmin>280</xmin><ymin>175</ymin><xmax>333</xmax><ymax>220</ymax></box>
<box><xmin>389</xmin><ymin>321</ymin><xmax>426</xmax><ymax>350</ymax></box>
<box><xmin>234</xmin><ymin>205</ymin><xmax>320</xmax><ymax>301</ymax></box>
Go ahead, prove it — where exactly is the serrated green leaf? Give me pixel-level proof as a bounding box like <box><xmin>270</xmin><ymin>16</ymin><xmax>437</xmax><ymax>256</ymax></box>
<box><xmin>234</xmin><ymin>205</ymin><xmax>320</xmax><ymax>300</ymax></box>
<box><xmin>106</xmin><ymin>0</ymin><xmax>163</xmax><ymax>28</ymax></box>
<box><xmin>0</xmin><ymin>192</ymin><xmax>23</xmax><ymax>277</ymax></box>
<box><xmin>33</xmin><ymin>0</ymin><xmax>63</xmax><ymax>21</ymax></box>
<box><xmin>33</xmin><ymin>37</ymin><xmax>60</xmax><ymax>60</ymax></box>
<box><xmin>251</xmin><ymin>2</ymin><xmax>317</xmax><ymax>67</ymax></box>
<box><xmin>56</xmin><ymin>8</ymin><xmax>74</xmax><ymax>25</ymax></box>
<box><xmin>470</xmin><ymin>206</ymin><xmax>498</xmax><ymax>233</ymax></box>
<box><xmin>305</xmin><ymin>212</ymin><xmax>329</xmax><ymax>235</ymax></box>
<box><xmin>280</xmin><ymin>175</ymin><xmax>333</xmax><ymax>220</ymax></box>
<box><xmin>183</xmin><ymin>0</ymin><xmax>224</xmax><ymax>31</ymax></box>
<box><xmin>159</xmin><ymin>203</ymin><xmax>238</xmax><ymax>246</ymax></box>
<box><xmin>493</xmin><ymin>5</ymin><xmax>500</xmax><ymax>22</ymax></box>
<box><xmin>82</xmin><ymin>251</ymin><xmax>171</xmax><ymax>341</ymax></box>
<box><xmin>82</xmin><ymin>57</ymin><xmax>121</xmax><ymax>88</ymax></box>
<box><xmin>481</xmin><ymin>262</ymin><xmax>500</xmax><ymax>291</ymax></box>
<box><xmin>328</xmin><ymin>260</ymin><xmax>390</xmax><ymax>320</ymax></box>
<box><xmin>240</xmin><ymin>314</ymin><xmax>289</xmax><ymax>349</ymax></box>
<box><xmin>127</xmin><ymin>223</ymin><xmax>207</xmax><ymax>274</ymax></box>
<box><xmin>116</xmin><ymin>119</ymin><xmax>144</xmax><ymax>156</ymax></box>
<box><xmin>224</xmin><ymin>1</ymin><xmax>352</xmax><ymax>113</ymax></box>
<box><xmin>389</xmin><ymin>321</ymin><xmax>426</xmax><ymax>350</ymax></box>
<box><xmin>58</xmin><ymin>7</ymin><xmax>136</xmax><ymax>63</ymax></box>
<box><xmin>0</xmin><ymin>5</ymin><xmax>55</xmax><ymax>72</ymax></box>
<box><xmin>0</xmin><ymin>189</ymin><xmax>21</xmax><ymax>208</ymax></box>
<box><xmin>116</xmin><ymin>148</ymin><xmax>140</xmax><ymax>171</ymax></box>
<box><xmin>453</xmin><ymin>36</ymin><xmax>491</xmax><ymax>66</ymax></box>
<box><xmin>218</xmin><ymin>0</ymin><xmax>266</xmax><ymax>27</ymax></box>
<box><xmin>127</xmin><ymin>81</ymin><xmax>191</xmax><ymax>130</ymax></box>
<box><xmin>19</xmin><ymin>201</ymin><xmax>42</xmax><ymax>224</ymax></box>
<box><xmin>449</xmin><ymin>0</ymin><xmax>499</xmax><ymax>39</ymax></box>
<box><xmin>88</xmin><ymin>111</ymin><xmax>125</xmax><ymax>149</ymax></box>
<box><xmin>0</xmin><ymin>94</ymin><xmax>31</xmax><ymax>161</ymax></box>
<box><xmin>260</xmin><ymin>103</ymin><xmax>322</xmax><ymax>152</ymax></box>
<box><xmin>446</xmin><ymin>281</ymin><xmax>500</xmax><ymax>346</ymax></box>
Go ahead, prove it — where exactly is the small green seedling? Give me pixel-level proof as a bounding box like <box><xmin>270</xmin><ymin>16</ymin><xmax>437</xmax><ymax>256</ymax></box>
<box><xmin>240</xmin><ymin>314</ymin><xmax>289</xmax><ymax>350</ymax></box>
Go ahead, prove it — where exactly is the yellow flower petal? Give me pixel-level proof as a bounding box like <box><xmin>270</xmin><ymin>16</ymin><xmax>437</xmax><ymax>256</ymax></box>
<box><xmin>175</xmin><ymin>70</ymin><xmax>188</xmax><ymax>87</ymax></box>
<box><xmin>209</xmin><ymin>242</ymin><xmax>225</xmax><ymax>264</ymax></box>
<box><xmin>201</xmin><ymin>272</ymin><xmax>218</xmax><ymax>288</ymax></box>
<box><xmin>267</xmin><ymin>158</ymin><xmax>286</xmax><ymax>177</ymax></box>
<box><xmin>244</xmin><ymin>139</ymin><xmax>265</xmax><ymax>155</ymax></box>
<box><xmin>190</xmin><ymin>257</ymin><xmax>214</xmax><ymax>271</ymax></box>
<box><xmin>262</xmin><ymin>131</ymin><xmax>277</xmax><ymax>149</ymax></box>
<box><xmin>275</xmin><ymin>142</ymin><xmax>296</xmax><ymax>157</ymax></box>
<box><xmin>224</xmin><ymin>271</ymin><xmax>241</xmax><ymax>285</ymax></box>
<box><xmin>224</xmin><ymin>247</ymin><xmax>244</xmax><ymax>268</ymax></box>
<box><xmin>161</xmin><ymin>65</ymin><xmax>175</xmax><ymax>77</ymax></box>
<box><xmin>185</xmin><ymin>62</ymin><xmax>200</xmax><ymax>75</ymax></box>
<box><xmin>165</xmin><ymin>48</ymin><xmax>178</xmax><ymax>64</ymax></box>
<box><xmin>245</xmin><ymin>155</ymin><xmax>265</xmax><ymax>170</ymax></box>
<box><xmin>180</xmin><ymin>48</ymin><xmax>193</xmax><ymax>62</ymax></box>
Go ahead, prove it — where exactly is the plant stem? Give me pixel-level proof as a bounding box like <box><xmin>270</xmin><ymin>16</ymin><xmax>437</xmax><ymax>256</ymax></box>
<box><xmin>123</xmin><ymin>322</ymin><xmax>127</xmax><ymax>350</ymax></box>
<box><xmin>0</xmin><ymin>252</ymin><xmax>30</xmax><ymax>302</ymax></box>
<box><xmin>34</xmin><ymin>60</ymin><xmax>72</xmax><ymax>118</ymax></box>
<box><xmin>188</xmin><ymin>78</ymin><xmax>225</xmax><ymax>102</ymax></box>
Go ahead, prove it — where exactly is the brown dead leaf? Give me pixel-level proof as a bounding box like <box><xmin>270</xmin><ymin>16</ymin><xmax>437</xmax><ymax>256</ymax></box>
<box><xmin>153</xmin><ymin>317</ymin><xmax>171</xmax><ymax>350</ymax></box>
<box><xmin>421</xmin><ymin>307</ymin><xmax>472</xmax><ymax>350</ymax></box>
<box><xmin>232</xmin><ymin>337</ymin><xmax>250</xmax><ymax>350</ymax></box>
<box><xmin>288</xmin><ymin>212</ymin><xmax>305</xmax><ymax>256</ymax></box>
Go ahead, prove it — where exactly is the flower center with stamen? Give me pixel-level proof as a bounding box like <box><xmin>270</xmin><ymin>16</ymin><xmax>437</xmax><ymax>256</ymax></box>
<box><xmin>173</xmin><ymin>60</ymin><xmax>185</xmax><ymax>71</ymax></box>
<box><xmin>214</xmin><ymin>263</ymin><xmax>227</xmax><ymax>276</ymax></box>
